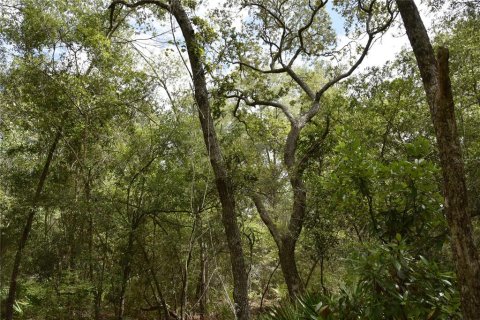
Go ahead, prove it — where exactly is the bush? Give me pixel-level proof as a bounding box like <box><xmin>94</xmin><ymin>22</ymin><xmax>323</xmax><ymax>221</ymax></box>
<box><xmin>260</xmin><ymin>237</ymin><xmax>461</xmax><ymax>319</ymax></box>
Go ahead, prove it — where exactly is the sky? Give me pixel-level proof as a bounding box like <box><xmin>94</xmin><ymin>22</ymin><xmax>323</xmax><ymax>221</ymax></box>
<box><xmin>325</xmin><ymin>0</ymin><xmax>437</xmax><ymax>69</ymax></box>
<box><xmin>128</xmin><ymin>0</ymin><xmax>442</xmax><ymax>91</ymax></box>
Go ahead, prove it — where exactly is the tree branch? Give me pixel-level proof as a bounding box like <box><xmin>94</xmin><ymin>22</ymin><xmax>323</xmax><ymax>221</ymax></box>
<box><xmin>297</xmin><ymin>115</ymin><xmax>330</xmax><ymax>172</ymax></box>
<box><xmin>251</xmin><ymin>193</ymin><xmax>282</xmax><ymax>246</ymax></box>
<box><xmin>227</xmin><ymin>92</ymin><xmax>296</xmax><ymax>125</ymax></box>
<box><xmin>236</xmin><ymin>61</ymin><xmax>287</xmax><ymax>74</ymax></box>
<box><xmin>109</xmin><ymin>0</ymin><xmax>170</xmax><ymax>31</ymax></box>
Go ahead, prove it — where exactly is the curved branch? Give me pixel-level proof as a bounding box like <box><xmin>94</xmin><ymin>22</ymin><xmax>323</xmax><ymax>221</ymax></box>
<box><xmin>227</xmin><ymin>92</ymin><xmax>296</xmax><ymax>125</ymax></box>
<box><xmin>298</xmin><ymin>2</ymin><xmax>396</xmax><ymax>124</ymax></box>
<box><xmin>244</xmin><ymin>2</ymin><xmax>291</xmax><ymax>32</ymax></box>
<box><xmin>260</xmin><ymin>261</ymin><xmax>280</xmax><ymax>309</ymax></box>
<box><xmin>294</xmin><ymin>1</ymin><xmax>326</xmax><ymax>60</ymax></box>
<box><xmin>299</xmin><ymin>34</ymin><xmax>374</xmax><ymax>125</ymax></box>
<box><xmin>297</xmin><ymin>115</ymin><xmax>330</xmax><ymax>171</ymax></box>
<box><xmin>109</xmin><ymin>0</ymin><xmax>170</xmax><ymax>30</ymax></box>
<box><xmin>251</xmin><ymin>194</ymin><xmax>282</xmax><ymax>246</ymax></box>
<box><xmin>285</xmin><ymin>67</ymin><xmax>315</xmax><ymax>100</ymax></box>
<box><xmin>236</xmin><ymin>61</ymin><xmax>287</xmax><ymax>74</ymax></box>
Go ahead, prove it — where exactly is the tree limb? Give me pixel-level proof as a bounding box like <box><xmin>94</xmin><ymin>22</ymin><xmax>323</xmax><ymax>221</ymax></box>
<box><xmin>251</xmin><ymin>193</ymin><xmax>282</xmax><ymax>246</ymax></box>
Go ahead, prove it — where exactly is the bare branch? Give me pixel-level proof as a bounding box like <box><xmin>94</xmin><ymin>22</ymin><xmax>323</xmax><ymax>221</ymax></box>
<box><xmin>244</xmin><ymin>2</ymin><xmax>291</xmax><ymax>32</ymax></box>
<box><xmin>315</xmin><ymin>34</ymin><xmax>374</xmax><ymax>98</ymax></box>
<box><xmin>236</xmin><ymin>61</ymin><xmax>287</xmax><ymax>74</ymax></box>
<box><xmin>300</xmin><ymin>3</ymin><xmax>396</xmax><ymax>124</ymax></box>
<box><xmin>226</xmin><ymin>92</ymin><xmax>297</xmax><ymax>125</ymax></box>
<box><xmin>295</xmin><ymin>1</ymin><xmax>326</xmax><ymax>58</ymax></box>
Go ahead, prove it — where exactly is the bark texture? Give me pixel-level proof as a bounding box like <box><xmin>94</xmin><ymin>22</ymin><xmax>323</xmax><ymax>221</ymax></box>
<box><xmin>395</xmin><ymin>1</ymin><xmax>480</xmax><ymax>318</ymax></box>
<box><xmin>169</xmin><ymin>2</ymin><xmax>250</xmax><ymax>318</ymax></box>
<box><xmin>278</xmin><ymin>237</ymin><xmax>304</xmax><ymax>297</ymax></box>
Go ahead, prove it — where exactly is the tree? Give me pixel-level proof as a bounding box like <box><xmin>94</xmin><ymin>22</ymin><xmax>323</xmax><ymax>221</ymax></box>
<box><xmin>1</xmin><ymin>0</ymin><xmax>479</xmax><ymax>318</ymax></box>
<box><xmin>0</xmin><ymin>1</ymin><xmax>159</xmax><ymax>318</ymax></box>
<box><xmin>108</xmin><ymin>1</ymin><xmax>250</xmax><ymax>318</ymax></box>
<box><xmin>395</xmin><ymin>0</ymin><xmax>480</xmax><ymax>318</ymax></box>
<box><xmin>224</xmin><ymin>0</ymin><xmax>396</xmax><ymax>299</ymax></box>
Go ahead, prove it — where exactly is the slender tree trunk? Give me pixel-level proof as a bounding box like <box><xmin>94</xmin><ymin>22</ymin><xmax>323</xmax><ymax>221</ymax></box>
<box><xmin>260</xmin><ymin>262</ymin><xmax>280</xmax><ymax>309</ymax></box>
<box><xmin>180</xmin><ymin>215</ymin><xmax>197</xmax><ymax>320</ymax></box>
<box><xmin>304</xmin><ymin>258</ymin><xmax>319</xmax><ymax>290</ymax></box>
<box><xmin>109</xmin><ymin>1</ymin><xmax>250</xmax><ymax>318</ymax></box>
<box><xmin>141</xmin><ymin>244</ymin><xmax>170</xmax><ymax>320</ymax></box>
<box><xmin>117</xmin><ymin>224</ymin><xmax>136</xmax><ymax>320</ymax></box>
<box><xmin>94</xmin><ymin>257</ymin><xmax>105</xmax><ymax>320</ymax></box>
<box><xmin>85</xmin><ymin>177</ymin><xmax>101</xmax><ymax>319</ymax></box>
<box><xmin>94</xmin><ymin>224</ymin><xmax>109</xmax><ymax>320</ymax></box>
<box><xmin>283</xmin><ymin>174</ymin><xmax>307</xmax><ymax>298</ymax></box>
<box><xmin>195</xmin><ymin>247</ymin><xmax>207</xmax><ymax>320</ymax></box>
<box><xmin>4</xmin><ymin>130</ymin><xmax>62</xmax><ymax>320</ymax></box>
<box><xmin>320</xmin><ymin>256</ymin><xmax>326</xmax><ymax>295</ymax></box>
<box><xmin>94</xmin><ymin>289</ymin><xmax>103</xmax><ymax>320</ymax></box>
<box><xmin>85</xmin><ymin>175</ymin><xmax>95</xmax><ymax>281</ymax></box>
<box><xmin>169</xmin><ymin>2</ymin><xmax>250</xmax><ymax>319</ymax></box>
<box><xmin>196</xmin><ymin>218</ymin><xmax>207</xmax><ymax>320</ymax></box>
<box><xmin>395</xmin><ymin>1</ymin><xmax>480</xmax><ymax>318</ymax></box>
<box><xmin>117</xmin><ymin>243</ymin><xmax>131</xmax><ymax>319</ymax></box>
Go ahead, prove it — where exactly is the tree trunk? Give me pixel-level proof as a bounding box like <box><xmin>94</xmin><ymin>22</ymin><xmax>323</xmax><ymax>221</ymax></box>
<box><xmin>195</xmin><ymin>218</ymin><xmax>208</xmax><ymax>320</ymax></box>
<box><xmin>141</xmin><ymin>244</ymin><xmax>170</xmax><ymax>320</ymax></box>
<box><xmin>278</xmin><ymin>238</ymin><xmax>304</xmax><ymax>298</ymax></box>
<box><xmin>93</xmin><ymin>261</ymin><xmax>105</xmax><ymax>320</ymax></box>
<box><xmin>169</xmin><ymin>1</ymin><xmax>250</xmax><ymax>319</ymax></box>
<box><xmin>304</xmin><ymin>258</ymin><xmax>319</xmax><ymax>290</ymax></box>
<box><xmin>117</xmin><ymin>223</ymin><xmax>137</xmax><ymax>320</ymax></box>
<box><xmin>260</xmin><ymin>262</ymin><xmax>280</xmax><ymax>309</ymax></box>
<box><xmin>109</xmin><ymin>1</ymin><xmax>251</xmax><ymax>317</ymax></box>
<box><xmin>251</xmin><ymin>175</ymin><xmax>306</xmax><ymax>300</ymax></box>
<box><xmin>117</xmin><ymin>230</ymin><xmax>134</xmax><ymax>320</ymax></box>
<box><xmin>395</xmin><ymin>1</ymin><xmax>480</xmax><ymax>318</ymax></box>
<box><xmin>320</xmin><ymin>256</ymin><xmax>326</xmax><ymax>295</ymax></box>
<box><xmin>85</xmin><ymin>174</ymin><xmax>101</xmax><ymax>320</ymax></box>
<box><xmin>180</xmin><ymin>215</ymin><xmax>197</xmax><ymax>320</ymax></box>
<box><xmin>4</xmin><ymin>130</ymin><xmax>61</xmax><ymax>320</ymax></box>
<box><xmin>285</xmin><ymin>174</ymin><xmax>307</xmax><ymax>298</ymax></box>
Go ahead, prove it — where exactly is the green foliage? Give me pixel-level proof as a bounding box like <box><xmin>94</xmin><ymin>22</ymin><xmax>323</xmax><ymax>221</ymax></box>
<box><xmin>345</xmin><ymin>238</ymin><xmax>460</xmax><ymax>319</ymax></box>
<box><xmin>1</xmin><ymin>1</ymin><xmax>479</xmax><ymax>319</ymax></box>
<box><xmin>325</xmin><ymin>138</ymin><xmax>443</xmax><ymax>242</ymax></box>
<box><xmin>261</xmin><ymin>239</ymin><xmax>461</xmax><ymax>320</ymax></box>
<box><xmin>0</xmin><ymin>272</ymin><xmax>94</xmax><ymax>319</ymax></box>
